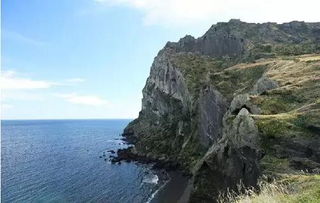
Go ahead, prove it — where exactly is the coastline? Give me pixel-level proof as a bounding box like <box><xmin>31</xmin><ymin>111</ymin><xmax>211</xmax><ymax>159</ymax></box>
<box><xmin>110</xmin><ymin>137</ymin><xmax>191</xmax><ymax>202</ymax></box>
<box><xmin>150</xmin><ymin>171</ymin><xmax>190</xmax><ymax>203</ymax></box>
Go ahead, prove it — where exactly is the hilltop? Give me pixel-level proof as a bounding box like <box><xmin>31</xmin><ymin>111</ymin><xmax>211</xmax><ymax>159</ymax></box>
<box><xmin>120</xmin><ymin>20</ymin><xmax>320</xmax><ymax>202</ymax></box>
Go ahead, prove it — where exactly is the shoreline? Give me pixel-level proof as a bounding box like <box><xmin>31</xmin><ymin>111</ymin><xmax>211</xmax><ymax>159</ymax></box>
<box><xmin>110</xmin><ymin>139</ymin><xmax>191</xmax><ymax>202</ymax></box>
<box><xmin>150</xmin><ymin>170</ymin><xmax>191</xmax><ymax>203</ymax></box>
<box><xmin>109</xmin><ymin>150</ymin><xmax>191</xmax><ymax>203</ymax></box>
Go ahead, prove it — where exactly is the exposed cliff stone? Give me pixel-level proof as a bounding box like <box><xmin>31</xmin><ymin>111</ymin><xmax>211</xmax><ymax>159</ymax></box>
<box><xmin>229</xmin><ymin>94</ymin><xmax>260</xmax><ymax>115</ymax></box>
<box><xmin>120</xmin><ymin>20</ymin><xmax>320</xmax><ymax>202</ymax></box>
<box><xmin>128</xmin><ymin>48</ymin><xmax>192</xmax><ymax>161</ymax></box>
<box><xmin>198</xmin><ymin>86</ymin><xmax>228</xmax><ymax>148</ymax></box>
<box><xmin>191</xmin><ymin>99</ymin><xmax>262</xmax><ymax>202</ymax></box>
<box><xmin>166</xmin><ymin>24</ymin><xmax>247</xmax><ymax>58</ymax></box>
<box><xmin>142</xmin><ymin>48</ymin><xmax>191</xmax><ymax>115</ymax></box>
<box><xmin>251</xmin><ymin>76</ymin><xmax>279</xmax><ymax>95</ymax></box>
<box><xmin>123</xmin><ymin>47</ymin><xmax>230</xmax><ymax>168</ymax></box>
<box><xmin>167</xmin><ymin>19</ymin><xmax>320</xmax><ymax>60</ymax></box>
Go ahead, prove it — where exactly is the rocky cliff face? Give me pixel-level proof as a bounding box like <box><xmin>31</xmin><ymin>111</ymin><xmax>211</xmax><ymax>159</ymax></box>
<box><xmin>168</xmin><ymin>19</ymin><xmax>320</xmax><ymax>59</ymax></box>
<box><xmin>122</xmin><ymin>20</ymin><xmax>320</xmax><ymax>202</ymax></box>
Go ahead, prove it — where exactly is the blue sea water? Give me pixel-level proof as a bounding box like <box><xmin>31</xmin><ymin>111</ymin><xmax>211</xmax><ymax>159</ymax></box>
<box><xmin>1</xmin><ymin>119</ymin><xmax>161</xmax><ymax>203</ymax></box>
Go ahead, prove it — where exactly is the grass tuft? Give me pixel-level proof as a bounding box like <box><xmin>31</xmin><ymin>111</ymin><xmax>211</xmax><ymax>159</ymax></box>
<box><xmin>218</xmin><ymin>174</ymin><xmax>320</xmax><ymax>203</ymax></box>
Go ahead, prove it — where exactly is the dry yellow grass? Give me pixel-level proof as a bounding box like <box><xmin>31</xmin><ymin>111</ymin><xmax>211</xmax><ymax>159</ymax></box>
<box><xmin>218</xmin><ymin>181</ymin><xmax>288</xmax><ymax>203</ymax></box>
<box><xmin>225</xmin><ymin>60</ymin><xmax>275</xmax><ymax>71</ymax></box>
<box><xmin>297</xmin><ymin>54</ymin><xmax>320</xmax><ymax>62</ymax></box>
<box><xmin>266</xmin><ymin>59</ymin><xmax>320</xmax><ymax>88</ymax></box>
<box><xmin>218</xmin><ymin>174</ymin><xmax>320</xmax><ymax>203</ymax></box>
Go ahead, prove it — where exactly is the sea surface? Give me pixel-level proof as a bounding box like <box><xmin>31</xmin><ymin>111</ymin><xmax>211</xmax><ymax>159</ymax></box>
<box><xmin>1</xmin><ymin>119</ymin><xmax>171</xmax><ymax>203</ymax></box>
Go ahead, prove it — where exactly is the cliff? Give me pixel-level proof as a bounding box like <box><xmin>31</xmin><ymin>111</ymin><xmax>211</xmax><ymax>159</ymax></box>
<box><xmin>122</xmin><ymin>20</ymin><xmax>320</xmax><ymax>202</ymax></box>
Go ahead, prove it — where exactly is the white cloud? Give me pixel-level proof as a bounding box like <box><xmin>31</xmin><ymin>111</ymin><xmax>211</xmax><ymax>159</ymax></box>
<box><xmin>3</xmin><ymin>30</ymin><xmax>47</xmax><ymax>46</ymax></box>
<box><xmin>1</xmin><ymin>71</ymin><xmax>87</xmax><ymax>90</ymax></box>
<box><xmin>0</xmin><ymin>70</ymin><xmax>56</xmax><ymax>90</ymax></box>
<box><xmin>95</xmin><ymin>0</ymin><xmax>320</xmax><ymax>26</ymax></box>
<box><xmin>1</xmin><ymin>103</ymin><xmax>14</xmax><ymax>110</ymax></box>
<box><xmin>2</xmin><ymin>91</ymin><xmax>46</xmax><ymax>101</ymax></box>
<box><xmin>65</xmin><ymin>78</ymin><xmax>86</xmax><ymax>83</ymax></box>
<box><xmin>54</xmin><ymin>93</ymin><xmax>109</xmax><ymax>106</ymax></box>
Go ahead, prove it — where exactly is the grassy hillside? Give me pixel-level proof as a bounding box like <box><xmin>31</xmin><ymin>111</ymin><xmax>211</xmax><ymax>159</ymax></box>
<box><xmin>172</xmin><ymin>53</ymin><xmax>320</xmax><ymax>202</ymax></box>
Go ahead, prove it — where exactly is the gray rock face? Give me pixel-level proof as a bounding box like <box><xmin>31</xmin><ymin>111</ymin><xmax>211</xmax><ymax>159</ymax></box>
<box><xmin>142</xmin><ymin>48</ymin><xmax>191</xmax><ymax>116</ymax></box>
<box><xmin>272</xmin><ymin>136</ymin><xmax>320</xmax><ymax>163</ymax></box>
<box><xmin>198</xmin><ymin>86</ymin><xmax>228</xmax><ymax>147</ymax></box>
<box><xmin>224</xmin><ymin>108</ymin><xmax>260</xmax><ymax>149</ymax></box>
<box><xmin>127</xmin><ymin>46</ymin><xmax>231</xmax><ymax>154</ymax></box>
<box><xmin>192</xmin><ymin>105</ymin><xmax>262</xmax><ymax>202</ymax></box>
<box><xmin>229</xmin><ymin>94</ymin><xmax>260</xmax><ymax>115</ymax></box>
<box><xmin>167</xmin><ymin>19</ymin><xmax>320</xmax><ymax>58</ymax></box>
<box><xmin>251</xmin><ymin>76</ymin><xmax>278</xmax><ymax>95</ymax></box>
<box><xmin>124</xmin><ymin>47</ymin><xmax>230</xmax><ymax>163</ymax></box>
<box><xmin>122</xmin><ymin>20</ymin><xmax>320</xmax><ymax>203</ymax></box>
<box><xmin>167</xmin><ymin>25</ymin><xmax>246</xmax><ymax>58</ymax></box>
<box><xmin>122</xmin><ymin>48</ymin><xmax>192</xmax><ymax>153</ymax></box>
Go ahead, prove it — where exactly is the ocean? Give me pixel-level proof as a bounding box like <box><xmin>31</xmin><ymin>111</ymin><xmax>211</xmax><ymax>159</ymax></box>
<box><xmin>1</xmin><ymin>119</ymin><xmax>169</xmax><ymax>203</ymax></box>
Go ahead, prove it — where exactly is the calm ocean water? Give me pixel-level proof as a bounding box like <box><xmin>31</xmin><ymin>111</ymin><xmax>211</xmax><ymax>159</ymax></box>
<box><xmin>1</xmin><ymin>119</ymin><xmax>162</xmax><ymax>203</ymax></box>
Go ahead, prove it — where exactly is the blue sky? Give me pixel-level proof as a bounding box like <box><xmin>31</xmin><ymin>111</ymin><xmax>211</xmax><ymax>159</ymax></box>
<box><xmin>2</xmin><ymin>0</ymin><xmax>319</xmax><ymax>119</ymax></box>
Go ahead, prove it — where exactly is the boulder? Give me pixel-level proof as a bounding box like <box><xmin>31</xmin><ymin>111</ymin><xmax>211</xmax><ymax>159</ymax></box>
<box><xmin>229</xmin><ymin>94</ymin><xmax>260</xmax><ymax>115</ymax></box>
<box><xmin>191</xmin><ymin>107</ymin><xmax>263</xmax><ymax>202</ymax></box>
<box><xmin>251</xmin><ymin>76</ymin><xmax>278</xmax><ymax>95</ymax></box>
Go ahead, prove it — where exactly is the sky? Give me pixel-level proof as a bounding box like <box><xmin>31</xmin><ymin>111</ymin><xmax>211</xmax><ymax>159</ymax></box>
<box><xmin>1</xmin><ymin>0</ymin><xmax>320</xmax><ymax>119</ymax></box>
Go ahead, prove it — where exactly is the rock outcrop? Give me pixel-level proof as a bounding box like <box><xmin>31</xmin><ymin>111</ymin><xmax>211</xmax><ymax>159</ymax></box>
<box><xmin>251</xmin><ymin>76</ymin><xmax>279</xmax><ymax>95</ymax></box>
<box><xmin>191</xmin><ymin>100</ymin><xmax>263</xmax><ymax>202</ymax></box>
<box><xmin>120</xmin><ymin>20</ymin><xmax>320</xmax><ymax>202</ymax></box>
<box><xmin>168</xmin><ymin>19</ymin><xmax>320</xmax><ymax>60</ymax></box>
<box><xmin>198</xmin><ymin>86</ymin><xmax>228</xmax><ymax>147</ymax></box>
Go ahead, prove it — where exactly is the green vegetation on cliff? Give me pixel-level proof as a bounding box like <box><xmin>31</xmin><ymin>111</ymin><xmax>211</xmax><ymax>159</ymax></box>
<box><xmin>123</xmin><ymin>20</ymin><xmax>320</xmax><ymax>203</ymax></box>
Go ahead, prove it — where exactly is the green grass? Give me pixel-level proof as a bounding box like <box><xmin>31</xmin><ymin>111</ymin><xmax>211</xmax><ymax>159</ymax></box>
<box><xmin>260</xmin><ymin>155</ymin><xmax>291</xmax><ymax>174</ymax></box>
<box><xmin>210</xmin><ymin>64</ymin><xmax>267</xmax><ymax>100</ymax></box>
<box><xmin>251</xmin><ymin>91</ymin><xmax>301</xmax><ymax>115</ymax></box>
<box><xmin>273</xmin><ymin>43</ymin><xmax>320</xmax><ymax>56</ymax></box>
<box><xmin>171</xmin><ymin>53</ymin><xmax>223</xmax><ymax>98</ymax></box>
<box><xmin>171</xmin><ymin>52</ymin><xmax>268</xmax><ymax>101</ymax></box>
<box><xmin>281</xmin><ymin>175</ymin><xmax>320</xmax><ymax>203</ymax></box>
<box><xmin>255</xmin><ymin>113</ymin><xmax>316</xmax><ymax>142</ymax></box>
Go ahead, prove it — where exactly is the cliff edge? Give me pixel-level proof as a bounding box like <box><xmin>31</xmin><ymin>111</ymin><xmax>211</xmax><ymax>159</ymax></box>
<box><xmin>122</xmin><ymin>20</ymin><xmax>320</xmax><ymax>202</ymax></box>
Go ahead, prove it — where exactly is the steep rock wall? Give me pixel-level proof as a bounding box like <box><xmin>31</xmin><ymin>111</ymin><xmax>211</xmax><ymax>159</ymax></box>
<box><xmin>121</xmin><ymin>20</ymin><xmax>320</xmax><ymax>202</ymax></box>
<box><xmin>123</xmin><ymin>47</ymin><xmax>228</xmax><ymax>168</ymax></box>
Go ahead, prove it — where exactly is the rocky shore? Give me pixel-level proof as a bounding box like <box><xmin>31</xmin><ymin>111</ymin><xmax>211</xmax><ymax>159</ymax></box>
<box><xmin>109</xmin><ymin>139</ymin><xmax>192</xmax><ymax>202</ymax></box>
<box><xmin>110</xmin><ymin>147</ymin><xmax>181</xmax><ymax>171</ymax></box>
<box><xmin>115</xmin><ymin>20</ymin><xmax>320</xmax><ymax>202</ymax></box>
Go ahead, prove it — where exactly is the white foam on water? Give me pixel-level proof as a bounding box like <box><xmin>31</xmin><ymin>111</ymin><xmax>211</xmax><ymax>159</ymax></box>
<box><xmin>142</xmin><ymin>174</ymin><xmax>159</xmax><ymax>184</ymax></box>
<box><xmin>146</xmin><ymin>178</ymin><xmax>169</xmax><ymax>203</ymax></box>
